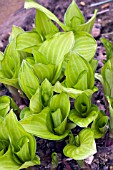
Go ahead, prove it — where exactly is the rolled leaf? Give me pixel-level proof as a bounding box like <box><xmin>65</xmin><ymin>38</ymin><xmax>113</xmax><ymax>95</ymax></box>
<box><xmin>33</xmin><ymin>50</ymin><xmax>48</xmax><ymax>64</ymax></box>
<box><xmin>107</xmin><ymin>97</ymin><xmax>113</xmax><ymax>133</ymax></box>
<box><xmin>18</xmin><ymin>60</ymin><xmax>39</xmax><ymax>99</ymax></box>
<box><xmin>65</xmin><ymin>52</ymin><xmax>94</xmax><ymax>90</ymax></box>
<box><xmin>30</xmin><ymin>88</ymin><xmax>43</xmax><ymax>113</ymax></box>
<box><xmin>69</xmin><ymin>92</ymin><xmax>99</xmax><ymax>127</ymax></box>
<box><xmin>77</xmin><ymin>10</ymin><xmax>97</xmax><ymax>33</ymax></box>
<box><xmin>20</xmin><ymin>107</ymin><xmax>69</xmax><ymax>140</ymax></box>
<box><xmin>9</xmin><ymin>25</ymin><xmax>24</xmax><ymax>42</ymax></box>
<box><xmin>35</xmin><ymin>10</ymin><xmax>58</xmax><ymax>39</ymax></box>
<box><xmin>101</xmin><ymin>38</ymin><xmax>113</xmax><ymax>61</ymax></box>
<box><xmin>41</xmin><ymin>78</ymin><xmax>53</xmax><ymax>106</ymax></box>
<box><xmin>64</xmin><ymin>0</ymin><xmax>84</xmax><ymax>27</ymax></box>
<box><xmin>0</xmin><ymin>96</ymin><xmax>10</xmax><ymax>117</ymax></box>
<box><xmin>63</xmin><ymin>128</ymin><xmax>97</xmax><ymax>160</ymax></box>
<box><xmin>5</xmin><ymin>110</ymin><xmax>40</xmax><ymax>167</ymax></box>
<box><xmin>20</xmin><ymin>107</ymin><xmax>32</xmax><ymax>119</ymax></box>
<box><xmin>0</xmin><ymin>41</ymin><xmax>20</xmax><ymax>88</ymax></box>
<box><xmin>0</xmin><ymin>146</ymin><xmax>20</xmax><ymax>170</ymax></box>
<box><xmin>50</xmin><ymin>93</ymin><xmax>70</xmax><ymax>135</ymax></box>
<box><xmin>74</xmin><ymin>93</ymin><xmax>91</xmax><ymax>114</ymax></box>
<box><xmin>33</xmin><ymin>63</ymin><xmax>55</xmax><ymax>83</ymax></box>
<box><xmin>69</xmin><ymin>106</ymin><xmax>98</xmax><ymax>127</ymax></box>
<box><xmin>91</xmin><ymin>111</ymin><xmax>108</xmax><ymax>138</ymax></box>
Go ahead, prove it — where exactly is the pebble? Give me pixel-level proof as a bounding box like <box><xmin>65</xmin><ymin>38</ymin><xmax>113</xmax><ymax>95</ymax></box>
<box><xmin>92</xmin><ymin>23</ymin><xmax>101</xmax><ymax>38</ymax></box>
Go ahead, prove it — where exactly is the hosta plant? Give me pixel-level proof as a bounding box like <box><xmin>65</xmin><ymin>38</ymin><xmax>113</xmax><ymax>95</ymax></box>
<box><xmin>20</xmin><ymin>92</ymin><xmax>76</xmax><ymax>140</ymax></box>
<box><xmin>69</xmin><ymin>92</ymin><xmax>99</xmax><ymax>127</ymax></box>
<box><xmin>0</xmin><ymin>0</ymin><xmax>109</xmax><ymax>169</ymax></box>
<box><xmin>96</xmin><ymin>38</ymin><xmax>113</xmax><ymax>135</ymax></box>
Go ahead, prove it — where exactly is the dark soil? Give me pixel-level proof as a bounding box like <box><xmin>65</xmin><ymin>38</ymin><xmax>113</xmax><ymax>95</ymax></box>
<box><xmin>0</xmin><ymin>0</ymin><xmax>113</xmax><ymax>169</ymax></box>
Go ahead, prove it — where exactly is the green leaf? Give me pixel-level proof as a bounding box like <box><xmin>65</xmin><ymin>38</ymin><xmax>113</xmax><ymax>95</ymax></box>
<box><xmin>73</xmin><ymin>32</ymin><xmax>97</xmax><ymax>61</ymax></box>
<box><xmin>107</xmin><ymin>97</ymin><xmax>113</xmax><ymax>133</ymax></box>
<box><xmin>18</xmin><ymin>60</ymin><xmax>39</xmax><ymax>99</ymax></box>
<box><xmin>33</xmin><ymin>63</ymin><xmax>55</xmax><ymax>83</ymax></box>
<box><xmin>24</xmin><ymin>0</ymin><xmax>68</xmax><ymax>31</ymax></box>
<box><xmin>9</xmin><ymin>25</ymin><xmax>24</xmax><ymax>42</ymax></box>
<box><xmin>101</xmin><ymin>38</ymin><xmax>113</xmax><ymax>61</ymax></box>
<box><xmin>33</xmin><ymin>50</ymin><xmax>48</xmax><ymax>64</ymax></box>
<box><xmin>16</xmin><ymin>31</ymin><xmax>42</xmax><ymax>53</ymax></box>
<box><xmin>38</xmin><ymin>32</ymin><xmax>75</xmax><ymax>83</ymax></box>
<box><xmin>64</xmin><ymin>0</ymin><xmax>84</xmax><ymax>27</ymax></box>
<box><xmin>5</xmin><ymin>110</ymin><xmax>39</xmax><ymax>166</ymax></box>
<box><xmin>0</xmin><ymin>96</ymin><xmax>10</xmax><ymax>117</ymax></box>
<box><xmin>0</xmin><ymin>41</ymin><xmax>20</xmax><ymax>88</ymax></box>
<box><xmin>0</xmin><ymin>146</ymin><xmax>20</xmax><ymax>170</ymax></box>
<box><xmin>65</xmin><ymin>52</ymin><xmax>94</xmax><ymax>89</ymax></box>
<box><xmin>30</xmin><ymin>88</ymin><xmax>43</xmax><ymax>113</ymax></box>
<box><xmin>50</xmin><ymin>93</ymin><xmax>70</xmax><ymax>120</ymax></box>
<box><xmin>20</xmin><ymin>107</ymin><xmax>32</xmax><ymax>119</ymax></box>
<box><xmin>51</xmin><ymin>109</ymin><xmax>63</xmax><ymax>128</ymax></box>
<box><xmin>53</xmin><ymin>81</ymin><xmax>97</xmax><ymax>99</ymax></box>
<box><xmin>35</xmin><ymin>10</ymin><xmax>58</xmax><ymax>39</ymax></box>
<box><xmin>41</xmin><ymin>79</ymin><xmax>53</xmax><ymax>106</ymax></box>
<box><xmin>20</xmin><ymin>107</ymin><xmax>69</xmax><ymax>140</ymax></box>
<box><xmin>19</xmin><ymin>155</ymin><xmax>40</xmax><ymax>169</ymax></box>
<box><xmin>39</xmin><ymin>32</ymin><xmax>74</xmax><ymax>66</ymax></box>
<box><xmin>101</xmin><ymin>60</ymin><xmax>113</xmax><ymax>96</ymax></box>
<box><xmin>74</xmin><ymin>93</ymin><xmax>91</xmax><ymax>114</ymax></box>
<box><xmin>77</xmin><ymin>10</ymin><xmax>97</xmax><ymax>33</ymax></box>
<box><xmin>69</xmin><ymin>106</ymin><xmax>98</xmax><ymax>127</ymax></box>
<box><xmin>63</xmin><ymin>128</ymin><xmax>97</xmax><ymax>160</ymax></box>
<box><xmin>0</xmin><ymin>117</ymin><xmax>9</xmax><ymax>141</ymax></box>
<box><xmin>26</xmin><ymin>57</ymin><xmax>35</xmax><ymax>65</ymax></box>
<box><xmin>0</xmin><ymin>75</ymin><xmax>19</xmax><ymax>89</ymax></box>
<box><xmin>50</xmin><ymin>93</ymin><xmax>70</xmax><ymax>135</ymax></box>
<box><xmin>90</xmin><ymin>59</ymin><xmax>98</xmax><ymax>73</ymax></box>
<box><xmin>51</xmin><ymin>152</ymin><xmax>58</xmax><ymax>169</ymax></box>
<box><xmin>92</xmin><ymin>111</ymin><xmax>108</xmax><ymax>138</ymax></box>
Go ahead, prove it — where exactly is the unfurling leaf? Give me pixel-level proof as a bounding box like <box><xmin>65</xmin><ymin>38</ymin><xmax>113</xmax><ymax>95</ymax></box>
<box><xmin>92</xmin><ymin>111</ymin><xmax>108</xmax><ymax>138</ymax></box>
<box><xmin>0</xmin><ymin>41</ymin><xmax>20</xmax><ymax>88</ymax></box>
<box><xmin>64</xmin><ymin>0</ymin><xmax>84</xmax><ymax>27</ymax></box>
<box><xmin>65</xmin><ymin>52</ymin><xmax>94</xmax><ymax>90</ymax></box>
<box><xmin>20</xmin><ymin>93</ymin><xmax>71</xmax><ymax>140</ymax></box>
<box><xmin>63</xmin><ymin>128</ymin><xmax>97</xmax><ymax>160</ymax></box>
<box><xmin>18</xmin><ymin>60</ymin><xmax>39</xmax><ymax>99</ymax></box>
<box><xmin>35</xmin><ymin>10</ymin><xmax>58</xmax><ymax>40</ymax></box>
<box><xmin>5</xmin><ymin>110</ymin><xmax>40</xmax><ymax>168</ymax></box>
<box><xmin>69</xmin><ymin>93</ymin><xmax>98</xmax><ymax>127</ymax></box>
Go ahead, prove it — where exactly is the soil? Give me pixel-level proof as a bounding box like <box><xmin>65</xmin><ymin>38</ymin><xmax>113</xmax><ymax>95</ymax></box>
<box><xmin>0</xmin><ymin>0</ymin><xmax>113</xmax><ymax>170</ymax></box>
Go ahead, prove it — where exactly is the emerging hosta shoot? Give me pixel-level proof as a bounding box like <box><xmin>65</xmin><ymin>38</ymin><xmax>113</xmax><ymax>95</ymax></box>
<box><xmin>63</xmin><ymin>129</ymin><xmax>97</xmax><ymax>160</ymax></box>
<box><xmin>69</xmin><ymin>92</ymin><xmax>98</xmax><ymax>127</ymax></box>
<box><xmin>96</xmin><ymin>38</ymin><xmax>113</xmax><ymax>134</ymax></box>
<box><xmin>91</xmin><ymin>111</ymin><xmax>108</xmax><ymax>138</ymax></box>
<box><xmin>4</xmin><ymin>110</ymin><xmax>40</xmax><ymax>169</ymax></box>
<box><xmin>20</xmin><ymin>93</ymin><xmax>75</xmax><ymax>140</ymax></box>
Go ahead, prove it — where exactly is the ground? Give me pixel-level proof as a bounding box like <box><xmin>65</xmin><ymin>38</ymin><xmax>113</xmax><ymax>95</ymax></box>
<box><xmin>0</xmin><ymin>0</ymin><xmax>113</xmax><ymax>169</ymax></box>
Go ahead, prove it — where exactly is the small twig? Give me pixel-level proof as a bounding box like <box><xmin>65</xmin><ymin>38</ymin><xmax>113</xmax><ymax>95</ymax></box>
<box><xmin>102</xmin><ymin>32</ymin><xmax>113</xmax><ymax>36</ymax></box>
<box><xmin>89</xmin><ymin>0</ymin><xmax>113</xmax><ymax>7</ymax></box>
<box><xmin>88</xmin><ymin>9</ymin><xmax>113</xmax><ymax>17</ymax></box>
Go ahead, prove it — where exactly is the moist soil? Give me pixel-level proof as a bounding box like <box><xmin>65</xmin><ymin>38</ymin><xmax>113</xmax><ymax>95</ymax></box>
<box><xmin>0</xmin><ymin>0</ymin><xmax>113</xmax><ymax>169</ymax></box>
